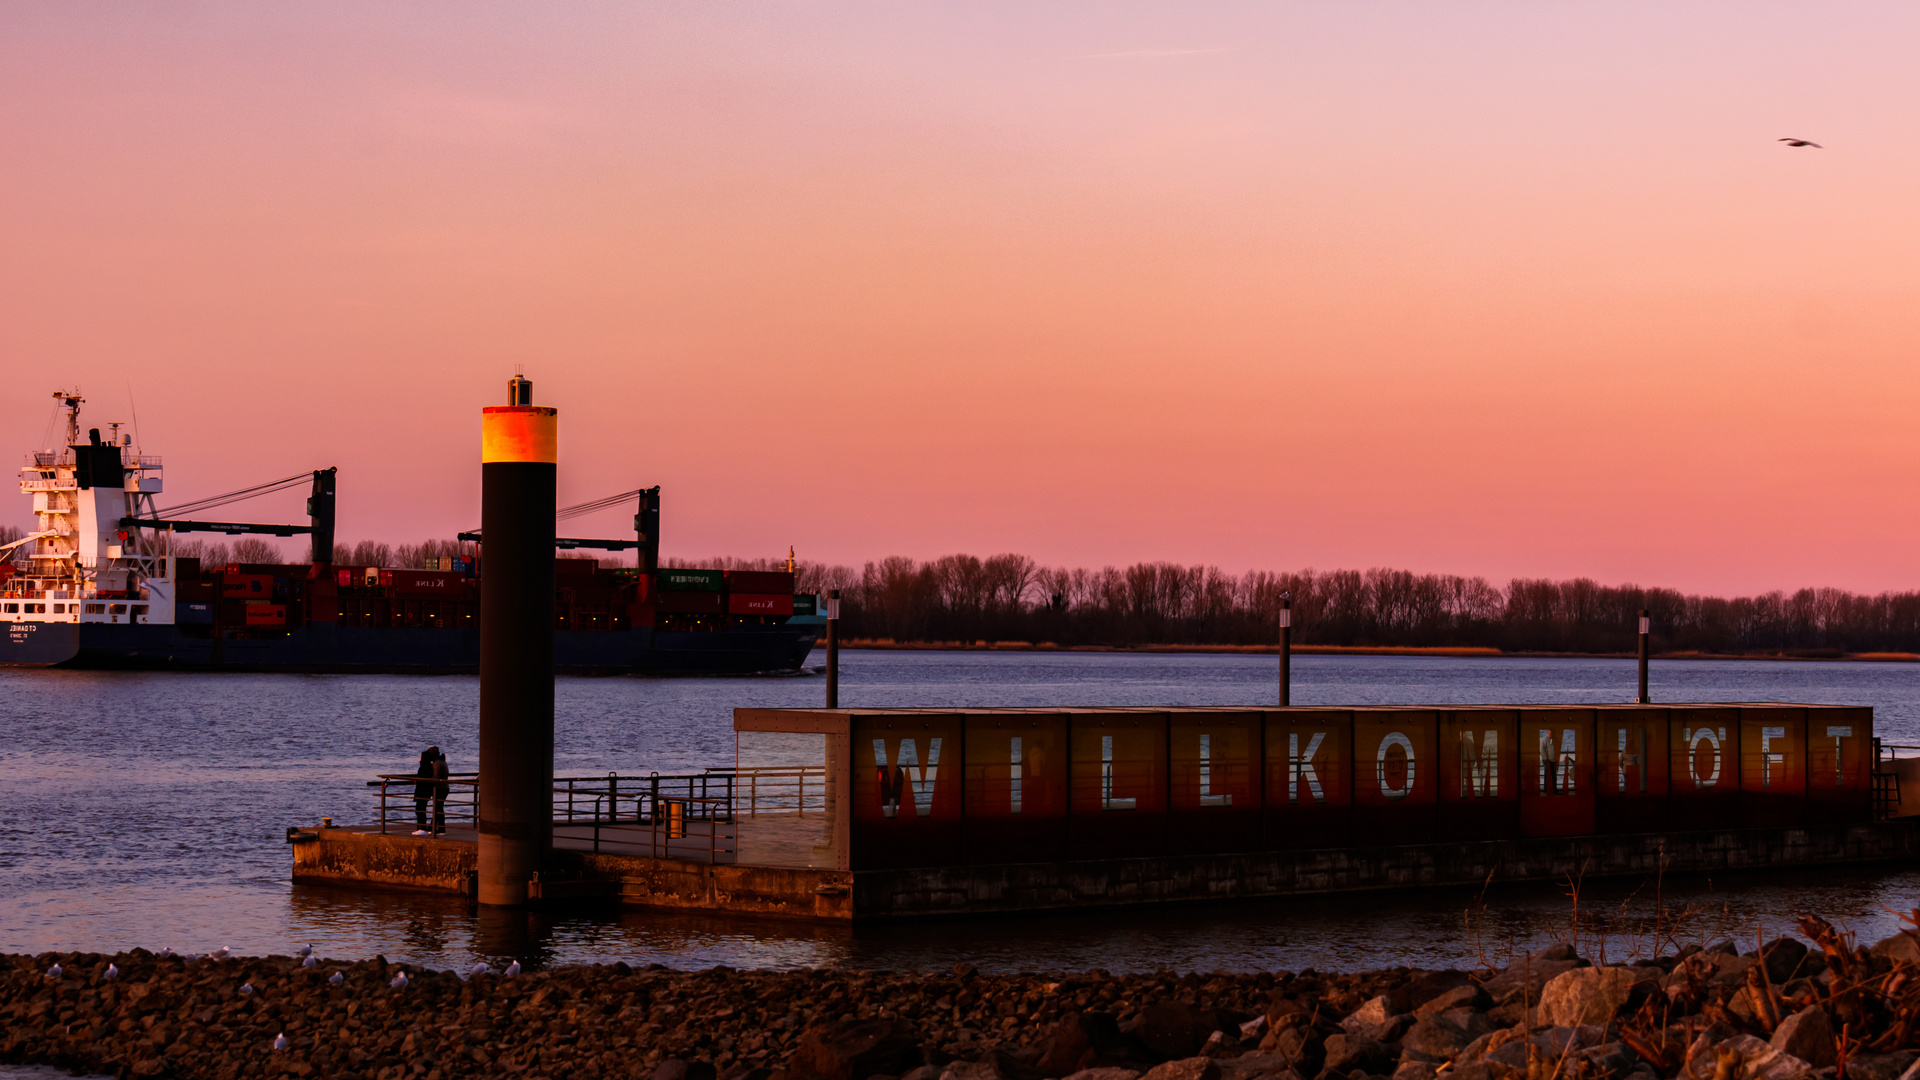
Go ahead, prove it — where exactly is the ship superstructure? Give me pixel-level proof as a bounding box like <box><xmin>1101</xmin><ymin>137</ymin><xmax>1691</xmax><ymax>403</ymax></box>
<box><xmin>4</xmin><ymin>392</ymin><xmax>174</xmax><ymax>628</ymax></box>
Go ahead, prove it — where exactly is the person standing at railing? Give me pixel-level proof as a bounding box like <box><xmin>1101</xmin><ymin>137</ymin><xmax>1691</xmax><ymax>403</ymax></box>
<box><xmin>410</xmin><ymin>747</ymin><xmax>438</xmax><ymax>837</ymax></box>
<box><xmin>430</xmin><ymin>748</ymin><xmax>451</xmax><ymax>836</ymax></box>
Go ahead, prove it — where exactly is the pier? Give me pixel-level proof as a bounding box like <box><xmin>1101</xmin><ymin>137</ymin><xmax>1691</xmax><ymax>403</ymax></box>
<box><xmin>289</xmin><ymin>703</ymin><xmax>1920</xmax><ymax>920</ymax></box>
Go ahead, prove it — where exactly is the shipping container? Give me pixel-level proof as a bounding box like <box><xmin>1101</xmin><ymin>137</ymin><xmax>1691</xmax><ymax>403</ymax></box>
<box><xmin>1595</xmin><ymin>706</ymin><xmax>1670</xmax><ymax>833</ymax></box>
<box><xmin>1668</xmin><ymin>706</ymin><xmax>1742</xmax><ymax>829</ymax></box>
<box><xmin>792</xmin><ymin>594</ymin><xmax>819</xmax><ymax>616</ymax></box>
<box><xmin>1740</xmin><ymin>707</ymin><xmax>1807</xmax><ymax>827</ymax></box>
<box><xmin>1169</xmin><ymin>711</ymin><xmax>1263</xmax><ymax>854</ymax></box>
<box><xmin>728</xmin><ymin>593</ymin><xmax>795</xmax><ymax>616</ymax></box>
<box><xmin>656</xmin><ymin>592</ymin><xmax>725</xmax><ymax>615</ymax></box>
<box><xmin>1070</xmin><ymin>712</ymin><xmax>1169</xmax><ymax>859</ymax></box>
<box><xmin>1353</xmin><ymin>710</ymin><xmax>1437</xmax><ymax>844</ymax></box>
<box><xmin>177</xmin><ymin>603</ymin><xmax>213</xmax><ymax>625</ymax></box>
<box><xmin>852</xmin><ymin>713</ymin><xmax>966</xmax><ymax>870</ymax></box>
<box><xmin>244</xmin><ymin>603</ymin><xmax>287</xmax><ymax>627</ymax></box>
<box><xmin>221</xmin><ymin>573</ymin><xmax>273</xmax><ymax>598</ymax></box>
<box><xmin>390</xmin><ymin>570</ymin><xmax>465</xmax><ymax>598</ymax></box>
<box><xmin>963</xmin><ymin>712</ymin><xmax>1070</xmax><ymax>864</ymax></box>
<box><xmin>657</xmin><ymin>568</ymin><xmax>724</xmax><ymax>592</ymax></box>
<box><xmin>1439</xmin><ymin>709</ymin><xmax>1520</xmax><ymax>841</ymax></box>
<box><xmin>1806</xmin><ymin>706</ymin><xmax>1873</xmax><ymax>824</ymax></box>
<box><xmin>1519</xmin><ymin>709</ymin><xmax>1595</xmax><ymax>836</ymax></box>
<box><xmin>726</xmin><ymin>570</ymin><xmax>795</xmax><ymax>594</ymax></box>
<box><xmin>1264</xmin><ymin>710</ymin><xmax>1353</xmax><ymax>850</ymax></box>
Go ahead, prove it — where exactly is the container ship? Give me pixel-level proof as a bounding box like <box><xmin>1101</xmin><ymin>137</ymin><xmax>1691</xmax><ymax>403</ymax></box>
<box><xmin>0</xmin><ymin>392</ymin><xmax>820</xmax><ymax>674</ymax></box>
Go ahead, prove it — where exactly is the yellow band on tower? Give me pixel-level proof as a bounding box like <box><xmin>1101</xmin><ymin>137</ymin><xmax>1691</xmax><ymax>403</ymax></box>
<box><xmin>481</xmin><ymin>406</ymin><xmax>558</xmax><ymax>463</ymax></box>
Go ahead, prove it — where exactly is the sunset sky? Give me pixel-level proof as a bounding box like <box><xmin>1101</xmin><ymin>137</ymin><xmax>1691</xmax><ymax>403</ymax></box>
<box><xmin>3</xmin><ymin>3</ymin><xmax>1918</xmax><ymax>596</ymax></box>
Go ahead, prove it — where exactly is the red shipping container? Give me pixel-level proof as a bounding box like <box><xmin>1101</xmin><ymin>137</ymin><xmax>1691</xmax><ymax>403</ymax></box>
<box><xmin>1439</xmin><ymin>709</ymin><xmax>1520</xmax><ymax>841</ymax></box>
<box><xmin>1669</xmin><ymin>707</ymin><xmax>1742</xmax><ymax>829</ymax></box>
<box><xmin>629</xmin><ymin>601</ymin><xmax>656</xmax><ymax>628</ymax></box>
<box><xmin>1069</xmin><ymin>712</ymin><xmax>1169</xmax><ymax>860</ymax></box>
<box><xmin>1352</xmin><ymin>710</ymin><xmax>1437</xmax><ymax>845</ymax></box>
<box><xmin>963</xmin><ymin>713</ymin><xmax>1070</xmax><ymax>864</ymax></box>
<box><xmin>1519</xmin><ymin>709</ymin><xmax>1595</xmax><ymax>836</ymax></box>
<box><xmin>1806</xmin><ymin>706</ymin><xmax>1872</xmax><ymax>824</ymax></box>
<box><xmin>244</xmin><ymin>603</ymin><xmax>287</xmax><ymax>626</ymax></box>
<box><xmin>726</xmin><ymin>570</ymin><xmax>795</xmax><ymax>594</ymax></box>
<box><xmin>1741</xmin><ymin>707</ymin><xmax>1807</xmax><ymax>827</ymax></box>
<box><xmin>728</xmin><ymin>593</ymin><xmax>795</xmax><ymax>616</ymax></box>
<box><xmin>1265</xmin><ymin>710</ymin><xmax>1354</xmax><ymax>850</ymax></box>
<box><xmin>657</xmin><ymin>591</ymin><xmax>724</xmax><ymax>614</ymax></box>
<box><xmin>851</xmin><ymin>713</ymin><xmax>966</xmax><ymax>870</ymax></box>
<box><xmin>1169</xmin><ymin>711</ymin><xmax>1262</xmax><ymax>854</ymax></box>
<box><xmin>1595</xmin><ymin>707</ymin><xmax>1670</xmax><ymax>833</ymax></box>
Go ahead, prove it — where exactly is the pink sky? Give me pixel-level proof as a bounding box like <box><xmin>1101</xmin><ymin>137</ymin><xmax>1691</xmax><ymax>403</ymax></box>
<box><xmin>3</xmin><ymin>3</ymin><xmax>1918</xmax><ymax>595</ymax></box>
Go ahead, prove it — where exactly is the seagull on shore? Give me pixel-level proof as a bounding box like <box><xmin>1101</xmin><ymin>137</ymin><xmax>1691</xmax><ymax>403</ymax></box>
<box><xmin>296</xmin><ymin>944</ymin><xmax>313</xmax><ymax>958</ymax></box>
<box><xmin>1779</xmin><ymin>138</ymin><xmax>1823</xmax><ymax>148</ymax></box>
<box><xmin>213</xmin><ymin>946</ymin><xmax>232</xmax><ymax>960</ymax></box>
<box><xmin>328</xmin><ymin>971</ymin><xmax>345</xmax><ymax>986</ymax></box>
<box><xmin>272</xmin><ymin>1033</ymin><xmax>288</xmax><ymax>1052</ymax></box>
<box><xmin>503</xmin><ymin>961</ymin><xmax>521</xmax><ymax>977</ymax></box>
<box><xmin>239</xmin><ymin>982</ymin><xmax>254</xmax><ymax>996</ymax></box>
<box><xmin>45</xmin><ymin>964</ymin><xmax>61</xmax><ymax>979</ymax></box>
<box><xmin>103</xmin><ymin>964</ymin><xmax>119</xmax><ymax>981</ymax></box>
<box><xmin>468</xmin><ymin>962</ymin><xmax>491</xmax><ymax>977</ymax></box>
<box><xmin>302</xmin><ymin>955</ymin><xmax>318</xmax><ymax>969</ymax></box>
<box><xmin>157</xmin><ymin>948</ymin><xmax>175</xmax><ymax>959</ymax></box>
<box><xmin>389</xmin><ymin>972</ymin><xmax>408</xmax><ymax>990</ymax></box>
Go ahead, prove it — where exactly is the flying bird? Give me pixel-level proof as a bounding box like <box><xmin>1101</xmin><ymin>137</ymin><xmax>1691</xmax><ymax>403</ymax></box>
<box><xmin>504</xmin><ymin>961</ymin><xmax>521</xmax><ymax>977</ymax></box>
<box><xmin>1779</xmin><ymin>138</ymin><xmax>1823</xmax><ymax>148</ymax></box>
<box><xmin>272</xmin><ymin>1033</ymin><xmax>288</xmax><ymax>1052</ymax></box>
<box><xmin>389</xmin><ymin>972</ymin><xmax>408</xmax><ymax>990</ymax></box>
<box><xmin>103</xmin><ymin>964</ymin><xmax>119</xmax><ymax>981</ymax></box>
<box><xmin>328</xmin><ymin>971</ymin><xmax>345</xmax><ymax>986</ymax></box>
<box><xmin>468</xmin><ymin>962</ymin><xmax>491</xmax><ymax>977</ymax></box>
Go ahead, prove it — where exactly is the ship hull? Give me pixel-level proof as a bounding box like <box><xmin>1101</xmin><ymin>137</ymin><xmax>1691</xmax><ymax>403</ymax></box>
<box><xmin>0</xmin><ymin>621</ymin><xmax>818</xmax><ymax>675</ymax></box>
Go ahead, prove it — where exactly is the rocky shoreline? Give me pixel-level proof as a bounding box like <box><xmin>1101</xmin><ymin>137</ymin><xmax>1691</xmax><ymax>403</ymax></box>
<box><xmin>4</xmin><ymin>918</ymin><xmax>1916</xmax><ymax>1080</ymax></box>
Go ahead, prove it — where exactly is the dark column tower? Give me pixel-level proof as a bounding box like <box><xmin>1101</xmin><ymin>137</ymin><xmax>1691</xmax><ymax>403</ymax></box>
<box><xmin>477</xmin><ymin>374</ymin><xmax>557</xmax><ymax>907</ymax></box>
<box><xmin>307</xmin><ymin>468</ymin><xmax>336</xmax><ymax>564</ymax></box>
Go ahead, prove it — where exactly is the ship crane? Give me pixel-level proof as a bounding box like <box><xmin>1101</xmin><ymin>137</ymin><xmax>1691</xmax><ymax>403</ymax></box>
<box><xmin>121</xmin><ymin>467</ymin><xmax>337</xmax><ymax>564</ymax></box>
<box><xmin>458</xmin><ymin>485</ymin><xmax>660</xmax><ymax>571</ymax></box>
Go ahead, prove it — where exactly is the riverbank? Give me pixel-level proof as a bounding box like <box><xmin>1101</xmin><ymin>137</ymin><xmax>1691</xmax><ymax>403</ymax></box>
<box><xmin>6</xmin><ymin>925</ymin><xmax>1917</xmax><ymax>1080</ymax></box>
<box><xmin>837</xmin><ymin>640</ymin><xmax>1920</xmax><ymax>662</ymax></box>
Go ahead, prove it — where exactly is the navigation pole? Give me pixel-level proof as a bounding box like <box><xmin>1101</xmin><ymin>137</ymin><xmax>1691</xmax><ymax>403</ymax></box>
<box><xmin>477</xmin><ymin>374</ymin><xmax>557</xmax><ymax>906</ymax></box>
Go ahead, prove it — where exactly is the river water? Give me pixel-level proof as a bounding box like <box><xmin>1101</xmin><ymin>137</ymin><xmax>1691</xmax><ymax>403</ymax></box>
<box><xmin>2</xmin><ymin>650</ymin><xmax>1916</xmax><ymax>975</ymax></box>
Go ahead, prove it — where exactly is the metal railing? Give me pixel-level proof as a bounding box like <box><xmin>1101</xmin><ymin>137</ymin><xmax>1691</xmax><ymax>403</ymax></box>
<box><xmin>1875</xmin><ymin>740</ymin><xmax>1918</xmax><ymax>820</ymax></box>
<box><xmin>371</xmin><ymin>772</ymin><xmax>479</xmax><ymax>834</ymax></box>
<box><xmin>365</xmin><ymin>766</ymin><xmax>829</xmax><ymax>865</ymax></box>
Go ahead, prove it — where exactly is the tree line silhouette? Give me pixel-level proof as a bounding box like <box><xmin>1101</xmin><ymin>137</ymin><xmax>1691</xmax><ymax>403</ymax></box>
<box><xmin>753</xmin><ymin>554</ymin><xmax>1920</xmax><ymax>656</ymax></box>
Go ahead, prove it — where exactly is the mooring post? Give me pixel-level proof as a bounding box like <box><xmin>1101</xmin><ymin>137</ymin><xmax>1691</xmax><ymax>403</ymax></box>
<box><xmin>476</xmin><ymin>374</ymin><xmax>557</xmax><ymax>907</ymax></box>
<box><xmin>1279</xmin><ymin>592</ymin><xmax>1292</xmax><ymax>707</ymax></box>
<box><xmin>825</xmin><ymin>588</ymin><xmax>841</xmax><ymax>708</ymax></box>
<box><xmin>1636</xmin><ymin>608</ymin><xmax>1651</xmax><ymax>704</ymax></box>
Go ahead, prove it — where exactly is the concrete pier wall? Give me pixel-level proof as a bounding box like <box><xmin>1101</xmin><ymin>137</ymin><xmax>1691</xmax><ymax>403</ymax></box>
<box><xmin>290</xmin><ymin>819</ymin><xmax>1919</xmax><ymax>920</ymax></box>
<box><xmin>853</xmin><ymin>818</ymin><xmax>1920</xmax><ymax>918</ymax></box>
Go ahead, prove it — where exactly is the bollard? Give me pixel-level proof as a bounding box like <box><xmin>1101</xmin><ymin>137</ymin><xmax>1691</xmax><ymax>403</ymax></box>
<box><xmin>825</xmin><ymin>588</ymin><xmax>841</xmax><ymax>708</ymax></box>
<box><xmin>476</xmin><ymin>373</ymin><xmax>557</xmax><ymax>907</ymax></box>
<box><xmin>1636</xmin><ymin>608</ymin><xmax>1651</xmax><ymax>704</ymax></box>
<box><xmin>1279</xmin><ymin>592</ymin><xmax>1292</xmax><ymax>707</ymax></box>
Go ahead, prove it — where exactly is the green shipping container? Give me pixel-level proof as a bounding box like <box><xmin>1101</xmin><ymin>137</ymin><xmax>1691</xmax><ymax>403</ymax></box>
<box><xmin>657</xmin><ymin>568</ymin><xmax>724</xmax><ymax>592</ymax></box>
<box><xmin>793</xmin><ymin>594</ymin><xmax>818</xmax><ymax>616</ymax></box>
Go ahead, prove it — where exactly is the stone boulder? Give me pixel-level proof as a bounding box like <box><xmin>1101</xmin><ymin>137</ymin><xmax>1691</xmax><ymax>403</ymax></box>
<box><xmin>1318</xmin><ymin>1034</ymin><xmax>1396</xmax><ymax>1078</ymax></box>
<box><xmin>787</xmin><ymin>1019</ymin><xmax>924</xmax><ymax>1080</ymax></box>
<box><xmin>1769</xmin><ymin>1005</ymin><xmax>1836</xmax><ymax>1069</ymax></box>
<box><xmin>1036</xmin><ymin>1011</ymin><xmax>1130</xmax><ymax>1076</ymax></box>
<box><xmin>1124</xmin><ymin>1003</ymin><xmax>1206</xmax><ymax>1062</ymax></box>
<box><xmin>1757</xmin><ymin>937</ymin><xmax>1811</xmax><ymax>985</ymax></box>
<box><xmin>1536</xmin><ymin>967</ymin><xmax>1638</xmax><ymax>1027</ymax></box>
<box><xmin>1871</xmin><ymin>931</ymin><xmax>1920</xmax><ymax>967</ymax></box>
<box><xmin>1137</xmin><ymin>1057</ymin><xmax>1220</xmax><ymax>1080</ymax></box>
